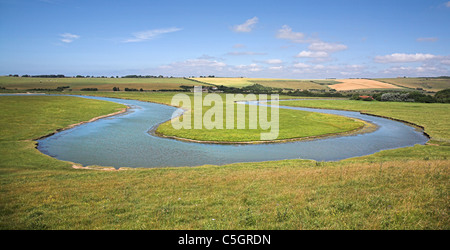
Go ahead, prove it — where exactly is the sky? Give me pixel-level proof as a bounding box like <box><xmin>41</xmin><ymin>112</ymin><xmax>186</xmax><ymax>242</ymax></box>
<box><xmin>1</xmin><ymin>0</ymin><xmax>450</xmax><ymax>79</ymax></box>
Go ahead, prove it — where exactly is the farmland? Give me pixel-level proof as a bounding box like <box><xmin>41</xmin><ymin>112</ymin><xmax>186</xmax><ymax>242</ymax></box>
<box><xmin>329</xmin><ymin>79</ymin><xmax>402</xmax><ymax>91</ymax></box>
<box><xmin>191</xmin><ymin>77</ymin><xmax>331</xmax><ymax>90</ymax></box>
<box><xmin>0</xmin><ymin>92</ymin><xmax>448</xmax><ymax>229</ymax></box>
<box><xmin>1</xmin><ymin>76</ymin><xmax>448</xmax><ymax>93</ymax></box>
<box><xmin>376</xmin><ymin>77</ymin><xmax>450</xmax><ymax>92</ymax></box>
<box><xmin>0</xmin><ymin>76</ymin><xmax>202</xmax><ymax>91</ymax></box>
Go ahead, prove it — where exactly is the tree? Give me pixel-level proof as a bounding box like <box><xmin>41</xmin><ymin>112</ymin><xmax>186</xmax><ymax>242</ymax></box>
<box><xmin>434</xmin><ymin>89</ymin><xmax>450</xmax><ymax>103</ymax></box>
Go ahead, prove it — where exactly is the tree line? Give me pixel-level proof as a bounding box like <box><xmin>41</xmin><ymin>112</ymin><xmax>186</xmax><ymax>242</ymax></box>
<box><xmin>351</xmin><ymin>89</ymin><xmax>450</xmax><ymax>103</ymax></box>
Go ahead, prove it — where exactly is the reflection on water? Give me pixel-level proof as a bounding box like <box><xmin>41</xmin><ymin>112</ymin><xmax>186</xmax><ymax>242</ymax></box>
<box><xmin>36</xmin><ymin>95</ymin><xmax>429</xmax><ymax>168</ymax></box>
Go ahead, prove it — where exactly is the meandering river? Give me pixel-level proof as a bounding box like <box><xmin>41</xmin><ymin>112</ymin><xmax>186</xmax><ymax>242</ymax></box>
<box><xmin>32</xmin><ymin>95</ymin><xmax>428</xmax><ymax>168</ymax></box>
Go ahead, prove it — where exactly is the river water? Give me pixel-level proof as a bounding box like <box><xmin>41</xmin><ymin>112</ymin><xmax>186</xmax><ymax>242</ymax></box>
<box><xmin>31</xmin><ymin>95</ymin><xmax>429</xmax><ymax>168</ymax></box>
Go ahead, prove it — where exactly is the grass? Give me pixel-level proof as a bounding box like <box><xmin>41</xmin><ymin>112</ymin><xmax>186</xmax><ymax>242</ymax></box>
<box><xmin>191</xmin><ymin>77</ymin><xmax>261</xmax><ymax>87</ymax></box>
<box><xmin>0</xmin><ymin>96</ymin><xmax>126</xmax><ymax>141</ymax></box>
<box><xmin>192</xmin><ymin>77</ymin><xmax>339</xmax><ymax>90</ymax></box>
<box><xmin>0</xmin><ymin>76</ymin><xmax>201</xmax><ymax>91</ymax></box>
<box><xmin>376</xmin><ymin>77</ymin><xmax>450</xmax><ymax>92</ymax></box>
<box><xmin>280</xmin><ymin>99</ymin><xmax>450</xmax><ymax>145</ymax></box>
<box><xmin>0</xmin><ymin>93</ymin><xmax>449</xmax><ymax>230</ymax></box>
<box><xmin>191</xmin><ymin>77</ymin><xmax>334</xmax><ymax>90</ymax></box>
<box><xmin>248</xmin><ymin>80</ymin><xmax>331</xmax><ymax>90</ymax></box>
<box><xmin>156</xmin><ymin>102</ymin><xmax>364</xmax><ymax>142</ymax></box>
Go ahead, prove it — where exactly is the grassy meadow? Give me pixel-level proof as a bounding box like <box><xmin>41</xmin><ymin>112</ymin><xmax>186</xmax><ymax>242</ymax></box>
<box><xmin>0</xmin><ymin>92</ymin><xmax>449</xmax><ymax>230</ymax></box>
<box><xmin>156</xmin><ymin>103</ymin><xmax>364</xmax><ymax>143</ymax></box>
<box><xmin>280</xmin><ymin>99</ymin><xmax>450</xmax><ymax>145</ymax></box>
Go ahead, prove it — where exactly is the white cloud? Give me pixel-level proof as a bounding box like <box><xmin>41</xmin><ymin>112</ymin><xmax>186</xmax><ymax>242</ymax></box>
<box><xmin>381</xmin><ymin>65</ymin><xmax>448</xmax><ymax>76</ymax></box>
<box><xmin>226</xmin><ymin>51</ymin><xmax>267</xmax><ymax>56</ymax></box>
<box><xmin>308</xmin><ymin>41</ymin><xmax>347</xmax><ymax>52</ymax></box>
<box><xmin>374</xmin><ymin>53</ymin><xmax>437</xmax><ymax>63</ymax></box>
<box><xmin>263</xmin><ymin>59</ymin><xmax>283</xmax><ymax>64</ymax></box>
<box><xmin>446</xmin><ymin>1</ymin><xmax>450</xmax><ymax>7</ymax></box>
<box><xmin>233</xmin><ymin>63</ymin><xmax>263</xmax><ymax>72</ymax></box>
<box><xmin>60</xmin><ymin>33</ymin><xmax>80</xmax><ymax>43</ymax></box>
<box><xmin>291</xmin><ymin>62</ymin><xmax>367</xmax><ymax>78</ymax></box>
<box><xmin>293</xmin><ymin>62</ymin><xmax>310</xmax><ymax>68</ymax></box>
<box><xmin>276</xmin><ymin>25</ymin><xmax>306</xmax><ymax>43</ymax></box>
<box><xmin>269</xmin><ymin>66</ymin><xmax>283</xmax><ymax>70</ymax></box>
<box><xmin>416</xmin><ymin>37</ymin><xmax>439</xmax><ymax>42</ymax></box>
<box><xmin>159</xmin><ymin>58</ymin><xmax>226</xmax><ymax>69</ymax></box>
<box><xmin>232</xmin><ymin>17</ymin><xmax>258</xmax><ymax>33</ymax></box>
<box><xmin>123</xmin><ymin>27</ymin><xmax>182</xmax><ymax>43</ymax></box>
<box><xmin>296</xmin><ymin>51</ymin><xmax>329</xmax><ymax>58</ymax></box>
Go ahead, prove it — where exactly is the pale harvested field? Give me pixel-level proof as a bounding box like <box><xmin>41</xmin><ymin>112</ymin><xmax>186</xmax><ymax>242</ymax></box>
<box><xmin>330</xmin><ymin>79</ymin><xmax>402</xmax><ymax>91</ymax></box>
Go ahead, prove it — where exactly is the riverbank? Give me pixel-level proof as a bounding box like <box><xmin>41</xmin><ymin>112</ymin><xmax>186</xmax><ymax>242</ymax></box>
<box><xmin>33</xmin><ymin>105</ymin><xmax>129</xmax><ymax>141</ymax></box>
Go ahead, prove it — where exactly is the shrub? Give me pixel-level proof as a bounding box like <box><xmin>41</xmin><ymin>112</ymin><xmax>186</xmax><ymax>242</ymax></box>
<box><xmin>381</xmin><ymin>93</ymin><xmax>414</xmax><ymax>102</ymax></box>
<box><xmin>434</xmin><ymin>89</ymin><xmax>450</xmax><ymax>103</ymax></box>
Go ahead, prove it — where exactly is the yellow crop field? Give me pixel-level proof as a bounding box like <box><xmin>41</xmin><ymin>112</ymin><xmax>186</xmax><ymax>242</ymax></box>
<box><xmin>329</xmin><ymin>79</ymin><xmax>402</xmax><ymax>91</ymax></box>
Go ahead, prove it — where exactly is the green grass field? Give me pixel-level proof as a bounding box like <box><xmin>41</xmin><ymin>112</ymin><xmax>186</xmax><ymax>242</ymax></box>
<box><xmin>280</xmin><ymin>99</ymin><xmax>450</xmax><ymax>145</ymax></box>
<box><xmin>376</xmin><ymin>77</ymin><xmax>450</xmax><ymax>92</ymax></box>
<box><xmin>0</xmin><ymin>93</ymin><xmax>449</xmax><ymax>229</ymax></box>
<box><xmin>156</xmin><ymin>102</ymin><xmax>364</xmax><ymax>143</ymax></box>
<box><xmin>0</xmin><ymin>76</ymin><xmax>202</xmax><ymax>91</ymax></box>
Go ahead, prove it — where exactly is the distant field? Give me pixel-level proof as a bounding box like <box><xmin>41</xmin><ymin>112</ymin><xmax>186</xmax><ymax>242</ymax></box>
<box><xmin>0</xmin><ymin>77</ymin><xmax>202</xmax><ymax>91</ymax></box>
<box><xmin>191</xmin><ymin>77</ymin><xmax>262</xmax><ymax>87</ymax></box>
<box><xmin>249</xmin><ymin>80</ymin><xmax>330</xmax><ymax>90</ymax></box>
<box><xmin>376</xmin><ymin>78</ymin><xmax>450</xmax><ymax>92</ymax></box>
<box><xmin>329</xmin><ymin>79</ymin><xmax>402</xmax><ymax>91</ymax></box>
<box><xmin>192</xmin><ymin>77</ymin><xmax>333</xmax><ymax>90</ymax></box>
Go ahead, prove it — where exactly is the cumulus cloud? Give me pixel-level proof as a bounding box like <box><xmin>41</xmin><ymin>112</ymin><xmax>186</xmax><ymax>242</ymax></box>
<box><xmin>296</xmin><ymin>51</ymin><xmax>329</xmax><ymax>58</ymax></box>
<box><xmin>263</xmin><ymin>59</ymin><xmax>283</xmax><ymax>64</ymax></box>
<box><xmin>123</xmin><ymin>27</ymin><xmax>182</xmax><ymax>43</ymax></box>
<box><xmin>60</xmin><ymin>33</ymin><xmax>80</xmax><ymax>43</ymax></box>
<box><xmin>276</xmin><ymin>25</ymin><xmax>306</xmax><ymax>43</ymax></box>
<box><xmin>269</xmin><ymin>66</ymin><xmax>283</xmax><ymax>70</ymax></box>
<box><xmin>159</xmin><ymin>58</ymin><xmax>226</xmax><ymax>70</ymax></box>
<box><xmin>226</xmin><ymin>51</ymin><xmax>267</xmax><ymax>56</ymax></box>
<box><xmin>234</xmin><ymin>63</ymin><xmax>263</xmax><ymax>72</ymax></box>
<box><xmin>291</xmin><ymin>62</ymin><xmax>366</xmax><ymax>78</ymax></box>
<box><xmin>232</xmin><ymin>17</ymin><xmax>259</xmax><ymax>33</ymax></box>
<box><xmin>308</xmin><ymin>41</ymin><xmax>347</xmax><ymax>52</ymax></box>
<box><xmin>380</xmin><ymin>65</ymin><xmax>447</xmax><ymax>76</ymax></box>
<box><xmin>374</xmin><ymin>53</ymin><xmax>438</xmax><ymax>63</ymax></box>
<box><xmin>276</xmin><ymin>25</ymin><xmax>347</xmax><ymax>63</ymax></box>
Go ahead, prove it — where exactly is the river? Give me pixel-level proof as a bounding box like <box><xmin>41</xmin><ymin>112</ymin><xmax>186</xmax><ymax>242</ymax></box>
<box><xmin>31</xmin><ymin>95</ymin><xmax>429</xmax><ymax>168</ymax></box>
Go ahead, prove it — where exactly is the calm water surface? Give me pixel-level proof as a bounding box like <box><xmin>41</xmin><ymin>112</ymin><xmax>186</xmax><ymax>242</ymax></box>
<box><xmin>33</xmin><ymin>95</ymin><xmax>428</xmax><ymax>168</ymax></box>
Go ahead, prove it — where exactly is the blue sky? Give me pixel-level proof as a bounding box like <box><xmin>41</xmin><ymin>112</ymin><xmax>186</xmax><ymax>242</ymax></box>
<box><xmin>1</xmin><ymin>0</ymin><xmax>449</xmax><ymax>78</ymax></box>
